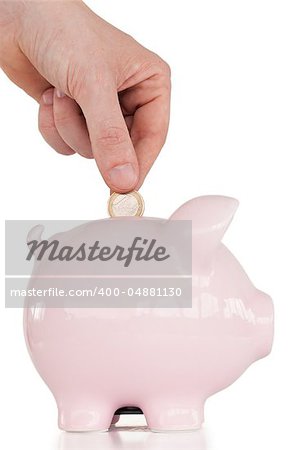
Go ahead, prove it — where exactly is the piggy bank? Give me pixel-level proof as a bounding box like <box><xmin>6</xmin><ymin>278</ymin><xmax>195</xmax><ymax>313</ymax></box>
<box><xmin>24</xmin><ymin>196</ymin><xmax>274</xmax><ymax>432</ymax></box>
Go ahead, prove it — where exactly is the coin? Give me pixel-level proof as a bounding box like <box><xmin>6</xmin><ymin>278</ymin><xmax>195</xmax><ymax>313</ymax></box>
<box><xmin>108</xmin><ymin>191</ymin><xmax>145</xmax><ymax>217</ymax></box>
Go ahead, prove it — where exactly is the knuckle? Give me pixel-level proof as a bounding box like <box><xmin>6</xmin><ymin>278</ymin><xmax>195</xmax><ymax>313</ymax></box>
<box><xmin>69</xmin><ymin>61</ymin><xmax>108</xmax><ymax>101</ymax></box>
<box><xmin>159</xmin><ymin>62</ymin><xmax>171</xmax><ymax>93</ymax></box>
<box><xmin>147</xmin><ymin>57</ymin><xmax>171</xmax><ymax>90</ymax></box>
<box><xmin>150</xmin><ymin>54</ymin><xmax>171</xmax><ymax>77</ymax></box>
<box><xmin>95</xmin><ymin>126</ymin><xmax>128</xmax><ymax>147</ymax></box>
<box><xmin>160</xmin><ymin>60</ymin><xmax>171</xmax><ymax>78</ymax></box>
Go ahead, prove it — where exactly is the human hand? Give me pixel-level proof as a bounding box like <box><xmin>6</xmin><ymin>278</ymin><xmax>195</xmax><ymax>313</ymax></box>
<box><xmin>0</xmin><ymin>0</ymin><xmax>171</xmax><ymax>192</ymax></box>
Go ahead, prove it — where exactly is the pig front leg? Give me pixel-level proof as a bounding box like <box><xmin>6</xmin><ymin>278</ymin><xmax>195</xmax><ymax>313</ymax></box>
<box><xmin>143</xmin><ymin>397</ymin><xmax>205</xmax><ymax>432</ymax></box>
<box><xmin>57</xmin><ymin>396</ymin><xmax>116</xmax><ymax>432</ymax></box>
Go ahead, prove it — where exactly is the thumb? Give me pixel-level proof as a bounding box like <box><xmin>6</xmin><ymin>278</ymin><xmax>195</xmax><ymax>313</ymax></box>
<box><xmin>77</xmin><ymin>79</ymin><xmax>139</xmax><ymax>192</ymax></box>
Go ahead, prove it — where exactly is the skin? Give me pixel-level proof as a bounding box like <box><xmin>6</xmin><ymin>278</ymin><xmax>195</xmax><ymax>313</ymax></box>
<box><xmin>0</xmin><ymin>0</ymin><xmax>171</xmax><ymax>192</ymax></box>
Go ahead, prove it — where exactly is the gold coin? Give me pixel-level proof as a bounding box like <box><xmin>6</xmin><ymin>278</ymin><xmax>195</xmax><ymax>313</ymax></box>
<box><xmin>108</xmin><ymin>191</ymin><xmax>145</xmax><ymax>217</ymax></box>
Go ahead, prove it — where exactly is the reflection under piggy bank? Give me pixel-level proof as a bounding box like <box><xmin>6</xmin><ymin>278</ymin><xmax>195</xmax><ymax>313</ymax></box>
<box><xmin>59</xmin><ymin>424</ymin><xmax>207</xmax><ymax>450</ymax></box>
<box><xmin>24</xmin><ymin>196</ymin><xmax>274</xmax><ymax>432</ymax></box>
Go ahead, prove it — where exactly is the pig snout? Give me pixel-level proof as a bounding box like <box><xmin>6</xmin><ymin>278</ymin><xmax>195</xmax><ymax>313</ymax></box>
<box><xmin>255</xmin><ymin>291</ymin><xmax>274</xmax><ymax>359</ymax></box>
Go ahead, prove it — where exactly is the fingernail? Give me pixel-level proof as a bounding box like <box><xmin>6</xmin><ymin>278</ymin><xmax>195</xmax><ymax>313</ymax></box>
<box><xmin>42</xmin><ymin>89</ymin><xmax>53</xmax><ymax>105</ymax></box>
<box><xmin>55</xmin><ymin>88</ymin><xmax>66</xmax><ymax>99</ymax></box>
<box><xmin>108</xmin><ymin>163</ymin><xmax>138</xmax><ymax>191</ymax></box>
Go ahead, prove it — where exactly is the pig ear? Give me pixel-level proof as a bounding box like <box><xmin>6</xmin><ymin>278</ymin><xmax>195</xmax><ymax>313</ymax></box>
<box><xmin>27</xmin><ymin>225</ymin><xmax>44</xmax><ymax>258</ymax></box>
<box><xmin>27</xmin><ymin>224</ymin><xmax>44</xmax><ymax>244</ymax></box>
<box><xmin>170</xmin><ymin>195</ymin><xmax>239</xmax><ymax>260</ymax></box>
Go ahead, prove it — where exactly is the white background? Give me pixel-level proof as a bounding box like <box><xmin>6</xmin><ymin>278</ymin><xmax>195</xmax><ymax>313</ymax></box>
<box><xmin>1</xmin><ymin>1</ymin><xmax>299</xmax><ymax>449</ymax></box>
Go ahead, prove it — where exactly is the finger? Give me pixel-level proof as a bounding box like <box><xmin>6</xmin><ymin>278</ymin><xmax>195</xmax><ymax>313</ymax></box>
<box><xmin>130</xmin><ymin>95</ymin><xmax>170</xmax><ymax>189</ymax></box>
<box><xmin>39</xmin><ymin>89</ymin><xmax>75</xmax><ymax>156</ymax></box>
<box><xmin>119</xmin><ymin>67</ymin><xmax>171</xmax><ymax>188</ymax></box>
<box><xmin>1</xmin><ymin>50</ymin><xmax>52</xmax><ymax>102</ymax></box>
<box><xmin>53</xmin><ymin>89</ymin><xmax>93</xmax><ymax>159</ymax></box>
<box><xmin>124</xmin><ymin>115</ymin><xmax>134</xmax><ymax>130</ymax></box>
<box><xmin>76</xmin><ymin>78</ymin><xmax>139</xmax><ymax>193</ymax></box>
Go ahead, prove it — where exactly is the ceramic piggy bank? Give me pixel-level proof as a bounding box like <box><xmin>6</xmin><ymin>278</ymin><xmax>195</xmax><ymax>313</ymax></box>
<box><xmin>24</xmin><ymin>196</ymin><xmax>274</xmax><ymax>432</ymax></box>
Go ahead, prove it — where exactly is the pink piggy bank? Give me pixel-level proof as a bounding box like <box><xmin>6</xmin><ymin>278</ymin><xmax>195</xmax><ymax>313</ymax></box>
<box><xmin>24</xmin><ymin>196</ymin><xmax>274</xmax><ymax>432</ymax></box>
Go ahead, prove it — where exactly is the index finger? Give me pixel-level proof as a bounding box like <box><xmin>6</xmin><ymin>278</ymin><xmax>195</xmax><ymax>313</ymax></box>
<box><xmin>130</xmin><ymin>94</ymin><xmax>171</xmax><ymax>189</ymax></box>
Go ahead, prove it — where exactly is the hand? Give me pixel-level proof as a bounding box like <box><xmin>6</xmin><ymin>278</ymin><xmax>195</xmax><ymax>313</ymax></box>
<box><xmin>0</xmin><ymin>0</ymin><xmax>171</xmax><ymax>192</ymax></box>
